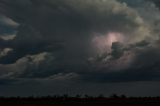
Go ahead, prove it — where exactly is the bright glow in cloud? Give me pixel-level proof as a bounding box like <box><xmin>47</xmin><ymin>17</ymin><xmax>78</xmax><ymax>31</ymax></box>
<box><xmin>0</xmin><ymin>15</ymin><xmax>19</xmax><ymax>27</ymax></box>
<box><xmin>0</xmin><ymin>34</ymin><xmax>16</xmax><ymax>40</ymax></box>
<box><xmin>92</xmin><ymin>32</ymin><xmax>125</xmax><ymax>53</ymax></box>
<box><xmin>0</xmin><ymin>48</ymin><xmax>13</xmax><ymax>58</ymax></box>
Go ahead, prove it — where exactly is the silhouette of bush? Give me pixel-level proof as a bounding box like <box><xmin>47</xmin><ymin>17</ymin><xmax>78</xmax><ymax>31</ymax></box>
<box><xmin>1</xmin><ymin>94</ymin><xmax>160</xmax><ymax>106</ymax></box>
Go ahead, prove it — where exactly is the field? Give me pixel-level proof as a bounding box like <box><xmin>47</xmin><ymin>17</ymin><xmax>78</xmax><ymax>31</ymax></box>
<box><xmin>1</xmin><ymin>95</ymin><xmax>160</xmax><ymax>106</ymax></box>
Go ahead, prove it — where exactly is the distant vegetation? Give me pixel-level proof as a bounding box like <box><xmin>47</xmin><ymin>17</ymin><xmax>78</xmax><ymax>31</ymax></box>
<box><xmin>1</xmin><ymin>94</ymin><xmax>160</xmax><ymax>106</ymax></box>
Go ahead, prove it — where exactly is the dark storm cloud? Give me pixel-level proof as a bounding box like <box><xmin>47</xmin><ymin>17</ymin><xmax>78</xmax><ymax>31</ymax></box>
<box><xmin>0</xmin><ymin>15</ymin><xmax>18</xmax><ymax>42</ymax></box>
<box><xmin>0</xmin><ymin>24</ymin><xmax>64</xmax><ymax>64</ymax></box>
<box><xmin>0</xmin><ymin>0</ymin><xmax>159</xmax><ymax>84</ymax></box>
<box><xmin>149</xmin><ymin>0</ymin><xmax>160</xmax><ymax>7</ymax></box>
<box><xmin>0</xmin><ymin>24</ymin><xmax>15</xmax><ymax>35</ymax></box>
<box><xmin>0</xmin><ymin>0</ymin><xmax>92</xmax><ymax>64</ymax></box>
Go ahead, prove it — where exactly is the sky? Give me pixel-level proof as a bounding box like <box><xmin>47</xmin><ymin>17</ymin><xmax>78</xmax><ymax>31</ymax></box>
<box><xmin>0</xmin><ymin>0</ymin><xmax>160</xmax><ymax>97</ymax></box>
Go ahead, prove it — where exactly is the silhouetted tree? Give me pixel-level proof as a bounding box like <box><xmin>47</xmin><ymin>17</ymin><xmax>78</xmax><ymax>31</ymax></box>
<box><xmin>98</xmin><ymin>94</ymin><xmax>105</xmax><ymax>99</ymax></box>
<box><xmin>110</xmin><ymin>94</ymin><xmax>119</xmax><ymax>99</ymax></box>
<box><xmin>75</xmin><ymin>94</ymin><xmax>81</xmax><ymax>98</ymax></box>
<box><xmin>120</xmin><ymin>94</ymin><xmax>126</xmax><ymax>99</ymax></box>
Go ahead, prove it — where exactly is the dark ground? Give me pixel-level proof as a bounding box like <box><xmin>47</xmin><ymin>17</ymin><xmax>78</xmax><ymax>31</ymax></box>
<box><xmin>1</xmin><ymin>95</ymin><xmax>160</xmax><ymax>106</ymax></box>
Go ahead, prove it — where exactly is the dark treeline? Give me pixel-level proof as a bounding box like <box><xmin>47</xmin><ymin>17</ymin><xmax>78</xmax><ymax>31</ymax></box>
<box><xmin>1</xmin><ymin>94</ymin><xmax>160</xmax><ymax>106</ymax></box>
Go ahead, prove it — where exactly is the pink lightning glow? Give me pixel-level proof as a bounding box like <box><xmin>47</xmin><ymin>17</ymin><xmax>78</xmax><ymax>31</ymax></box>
<box><xmin>90</xmin><ymin>32</ymin><xmax>134</xmax><ymax>72</ymax></box>
<box><xmin>92</xmin><ymin>32</ymin><xmax>125</xmax><ymax>53</ymax></box>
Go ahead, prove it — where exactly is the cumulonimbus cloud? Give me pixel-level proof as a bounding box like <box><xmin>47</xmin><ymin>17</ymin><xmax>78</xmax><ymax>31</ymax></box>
<box><xmin>0</xmin><ymin>0</ymin><xmax>159</xmax><ymax>82</ymax></box>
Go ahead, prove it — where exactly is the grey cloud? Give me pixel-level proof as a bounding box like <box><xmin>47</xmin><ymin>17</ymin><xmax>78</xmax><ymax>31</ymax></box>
<box><xmin>111</xmin><ymin>42</ymin><xmax>124</xmax><ymax>59</ymax></box>
<box><xmin>149</xmin><ymin>0</ymin><xmax>160</xmax><ymax>8</ymax></box>
<box><xmin>0</xmin><ymin>0</ymin><xmax>159</xmax><ymax>84</ymax></box>
<box><xmin>0</xmin><ymin>15</ymin><xmax>19</xmax><ymax>27</ymax></box>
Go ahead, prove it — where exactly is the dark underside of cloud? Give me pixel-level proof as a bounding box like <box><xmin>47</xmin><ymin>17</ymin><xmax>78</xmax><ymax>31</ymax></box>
<box><xmin>0</xmin><ymin>0</ymin><xmax>160</xmax><ymax>96</ymax></box>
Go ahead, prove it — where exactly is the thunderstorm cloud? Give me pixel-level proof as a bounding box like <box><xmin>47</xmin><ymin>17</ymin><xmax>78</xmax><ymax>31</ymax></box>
<box><xmin>0</xmin><ymin>0</ymin><xmax>160</xmax><ymax>96</ymax></box>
